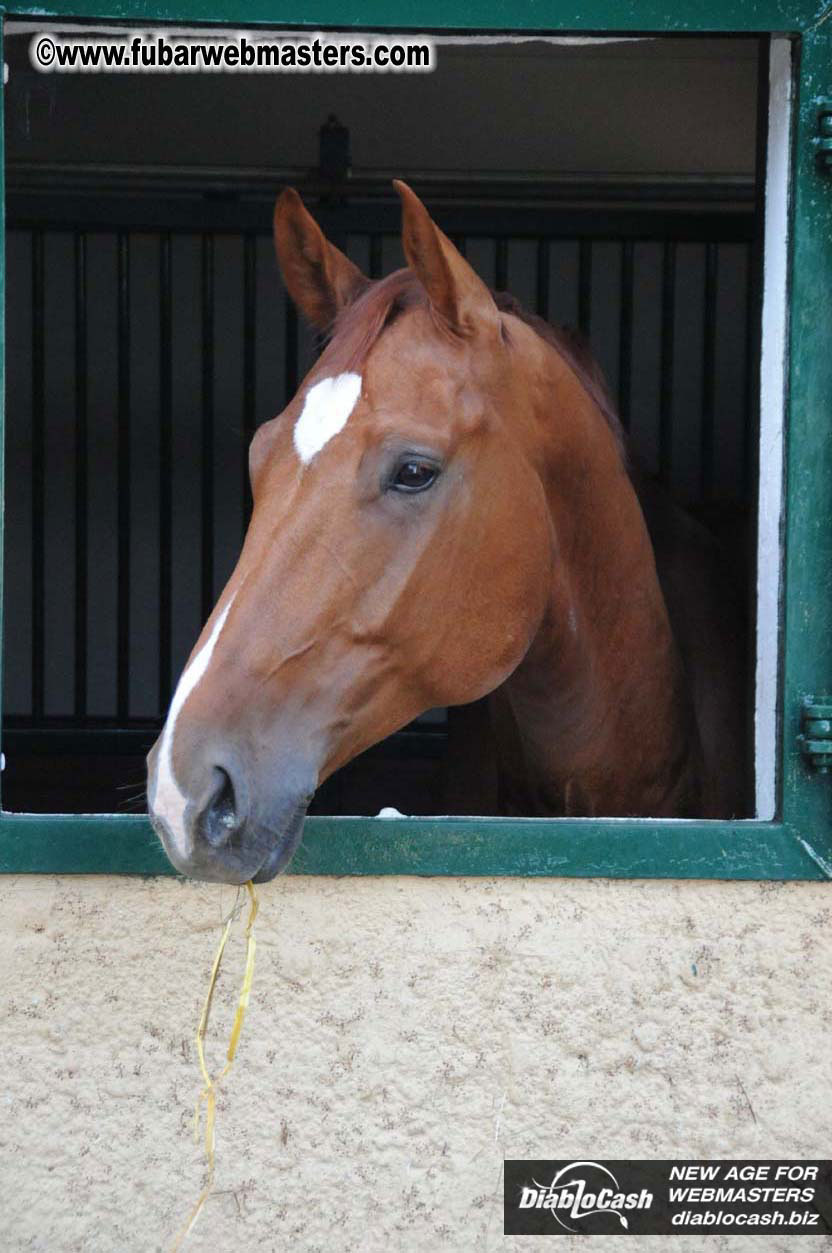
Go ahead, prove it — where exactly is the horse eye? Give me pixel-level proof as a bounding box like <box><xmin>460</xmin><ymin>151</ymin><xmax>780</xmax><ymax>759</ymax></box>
<box><xmin>390</xmin><ymin>459</ymin><xmax>439</xmax><ymax>493</ymax></box>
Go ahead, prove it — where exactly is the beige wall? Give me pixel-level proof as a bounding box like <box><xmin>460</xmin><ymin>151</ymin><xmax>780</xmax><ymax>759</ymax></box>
<box><xmin>1</xmin><ymin>873</ymin><xmax>830</xmax><ymax>1252</ymax></box>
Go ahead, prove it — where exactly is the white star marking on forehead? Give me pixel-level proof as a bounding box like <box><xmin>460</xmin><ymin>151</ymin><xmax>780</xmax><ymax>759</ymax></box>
<box><xmin>293</xmin><ymin>372</ymin><xmax>362</xmax><ymax>464</ymax></box>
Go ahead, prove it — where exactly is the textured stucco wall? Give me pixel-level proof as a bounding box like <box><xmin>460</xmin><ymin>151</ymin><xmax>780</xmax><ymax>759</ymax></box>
<box><xmin>1</xmin><ymin>874</ymin><xmax>830</xmax><ymax>1252</ymax></box>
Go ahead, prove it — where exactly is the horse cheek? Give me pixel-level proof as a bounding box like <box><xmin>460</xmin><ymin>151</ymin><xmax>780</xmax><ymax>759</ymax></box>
<box><xmin>433</xmin><ymin>508</ymin><xmax>550</xmax><ymax>706</ymax></box>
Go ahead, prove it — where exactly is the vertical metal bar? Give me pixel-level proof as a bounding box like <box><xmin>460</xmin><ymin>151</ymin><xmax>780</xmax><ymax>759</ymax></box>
<box><xmin>578</xmin><ymin>240</ymin><xmax>592</xmax><ymax>339</ymax></box>
<box><xmin>242</xmin><ymin>231</ymin><xmax>256</xmax><ymax>536</ymax></box>
<box><xmin>31</xmin><ymin>229</ymin><xmax>45</xmax><ymax>725</ymax></box>
<box><xmin>700</xmin><ymin>242</ymin><xmax>718</xmax><ymax>500</ymax></box>
<box><xmin>284</xmin><ymin>300</ymin><xmax>298</xmax><ymax>406</ymax></box>
<box><xmin>368</xmin><ymin>234</ymin><xmax>383</xmax><ymax>280</ymax></box>
<box><xmin>535</xmin><ymin>238</ymin><xmax>549</xmax><ymax>321</ymax></box>
<box><xmin>745</xmin><ymin>35</ymin><xmax>770</xmax><ymax>506</ymax></box>
<box><xmin>158</xmin><ymin>231</ymin><xmax>172</xmax><ymax>714</ymax></box>
<box><xmin>618</xmin><ymin>240</ymin><xmax>634</xmax><ymax>429</ymax></box>
<box><xmin>742</xmin><ymin>242</ymin><xmax>755</xmax><ymax>501</ymax></box>
<box><xmin>201</xmin><ymin>233</ymin><xmax>214</xmax><ymax>621</ymax></box>
<box><xmin>494</xmin><ymin>238</ymin><xmax>508</xmax><ymax>292</ymax></box>
<box><xmin>73</xmin><ymin>232</ymin><xmax>88</xmax><ymax>721</ymax></box>
<box><xmin>659</xmin><ymin>240</ymin><xmax>676</xmax><ymax>486</ymax></box>
<box><xmin>116</xmin><ymin>230</ymin><xmax>131</xmax><ymax>723</ymax></box>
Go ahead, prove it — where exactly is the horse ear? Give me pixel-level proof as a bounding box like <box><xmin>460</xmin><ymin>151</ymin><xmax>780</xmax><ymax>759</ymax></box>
<box><xmin>393</xmin><ymin>180</ymin><xmax>499</xmax><ymax>338</ymax></box>
<box><xmin>273</xmin><ymin>187</ymin><xmax>369</xmax><ymax>331</ymax></box>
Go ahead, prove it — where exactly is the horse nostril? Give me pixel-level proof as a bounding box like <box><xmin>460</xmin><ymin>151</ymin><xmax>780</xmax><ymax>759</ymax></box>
<box><xmin>200</xmin><ymin>765</ymin><xmax>240</xmax><ymax>848</ymax></box>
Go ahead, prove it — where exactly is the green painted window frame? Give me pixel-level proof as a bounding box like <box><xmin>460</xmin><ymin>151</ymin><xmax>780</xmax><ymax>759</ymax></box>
<box><xmin>2</xmin><ymin>1</ymin><xmax>832</xmax><ymax>880</ymax></box>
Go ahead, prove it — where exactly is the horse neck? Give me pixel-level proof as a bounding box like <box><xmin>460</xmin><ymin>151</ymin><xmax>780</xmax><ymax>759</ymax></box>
<box><xmin>496</xmin><ymin>354</ymin><xmax>702</xmax><ymax>818</ymax></box>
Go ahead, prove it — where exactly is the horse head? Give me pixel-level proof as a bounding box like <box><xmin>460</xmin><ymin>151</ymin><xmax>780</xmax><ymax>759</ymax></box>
<box><xmin>146</xmin><ymin>183</ymin><xmax>556</xmax><ymax>882</ymax></box>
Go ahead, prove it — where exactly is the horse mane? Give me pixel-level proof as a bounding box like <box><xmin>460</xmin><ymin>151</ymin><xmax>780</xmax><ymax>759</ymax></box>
<box><xmin>329</xmin><ymin>268</ymin><xmax>626</xmax><ymax>457</ymax></box>
<box><xmin>491</xmin><ymin>290</ymin><xmax>626</xmax><ymax>458</ymax></box>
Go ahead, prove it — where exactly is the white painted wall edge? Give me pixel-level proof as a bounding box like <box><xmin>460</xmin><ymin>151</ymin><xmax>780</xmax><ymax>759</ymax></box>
<box><xmin>755</xmin><ymin>36</ymin><xmax>792</xmax><ymax>821</ymax></box>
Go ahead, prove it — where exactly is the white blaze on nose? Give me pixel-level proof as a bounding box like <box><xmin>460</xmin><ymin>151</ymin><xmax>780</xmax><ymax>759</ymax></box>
<box><xmin>152</xmin><ymin>596</ymin><xmax>234</xmax><ymax>856</ymax></box>
<box><xmin>293</xmin><ymin>372</ymin><xmax>362</xmax><ymax>464</ymax></box>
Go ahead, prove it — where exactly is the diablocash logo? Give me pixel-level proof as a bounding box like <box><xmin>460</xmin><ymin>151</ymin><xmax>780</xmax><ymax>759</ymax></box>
<box><xmin>519</xmin><ymin>1160</ymin><xmax>654</xmax><ymax>1233</ymax></box>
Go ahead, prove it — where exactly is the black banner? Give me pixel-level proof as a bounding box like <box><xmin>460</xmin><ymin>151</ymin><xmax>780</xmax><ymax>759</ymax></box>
<box><xmin>504</xmin><ymin>1160</ymin><xmax>832</xmax><ymax>1235</ymax></box>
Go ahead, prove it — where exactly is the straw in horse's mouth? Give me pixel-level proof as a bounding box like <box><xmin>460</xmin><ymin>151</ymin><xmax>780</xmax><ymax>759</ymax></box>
<box><xmin>251</xmin><ymin>800</ymin><xmax>308</xmax><ymax>883</ymax></box>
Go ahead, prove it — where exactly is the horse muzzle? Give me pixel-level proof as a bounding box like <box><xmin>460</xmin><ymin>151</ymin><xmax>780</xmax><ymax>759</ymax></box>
<box><xmin>146</xmin><ymin>738</ymin><xmax>316</xmax><ymax>884</ymax></box>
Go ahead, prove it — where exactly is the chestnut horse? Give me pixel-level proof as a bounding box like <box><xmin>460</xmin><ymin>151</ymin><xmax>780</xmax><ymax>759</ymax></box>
<box><xmin>147</xmin><ymin>182</ymin><xmax>745</xmax><ymax>883</ymax></box>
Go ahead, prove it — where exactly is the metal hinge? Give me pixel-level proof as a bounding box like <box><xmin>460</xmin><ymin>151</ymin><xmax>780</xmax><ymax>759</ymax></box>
<box><xmin>816</xmin><ymin>100</ymin><xmax>832</xmax><ymax>174</ymax></box>
<box><xmin>799</xmin><ymin>696</ymin><xmax>832</xmax><ymax>771</ymax></box>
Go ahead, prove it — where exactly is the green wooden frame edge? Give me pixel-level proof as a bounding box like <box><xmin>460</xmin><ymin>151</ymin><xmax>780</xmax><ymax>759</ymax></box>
<box><xmin>2</xmin><ymin>4</ymin><xmax>832</xmax><ymax>880</ymax></box>
<box><xmin>0</xmin><ymin>813</ymin><xmax>829</xmax><ymax>879</ymax></box>
<box><xmin>0</xmin><ymin>0</ymin><xmax>828</xmax><ymax>34</ymax></box>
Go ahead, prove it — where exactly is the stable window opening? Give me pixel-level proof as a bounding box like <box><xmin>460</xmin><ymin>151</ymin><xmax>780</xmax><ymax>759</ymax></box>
<box><xmin>1</xmin><ymin>28</ymin><xmax>788</xmax><ymax>840</ymax></box>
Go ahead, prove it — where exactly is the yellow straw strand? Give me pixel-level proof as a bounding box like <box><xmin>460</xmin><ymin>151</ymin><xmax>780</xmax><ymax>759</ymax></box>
<box><xmin>170</xmin><ymin>880</ymin><xmax>260</xmax><ymax>1252</ymax></box>
<box><xmin>170</xmin><ymin>1175</ymin><xmax>214</xmax><ymax>1253</ymax></box>
<box><xmin>223</xmin><ymin>884</ymin><xmax>259</xmax><ymax>1069</ymax></box>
